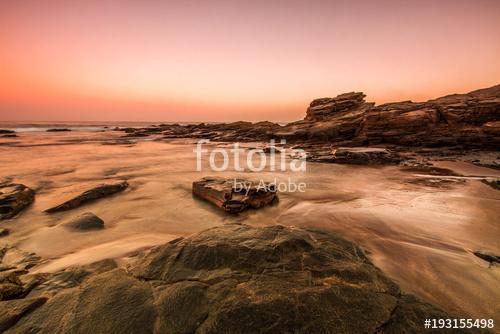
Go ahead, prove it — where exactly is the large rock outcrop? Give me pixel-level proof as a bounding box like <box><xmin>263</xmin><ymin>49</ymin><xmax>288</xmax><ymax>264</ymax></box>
<box><xmin>1</xmin><ymin>224</ymin><xmax>482</xmax><ymax>333</ymax></box>
<box><xmin>116</xmin><ymin>84</ymin><xmax>499</xmax><ymax>151</ymax></box>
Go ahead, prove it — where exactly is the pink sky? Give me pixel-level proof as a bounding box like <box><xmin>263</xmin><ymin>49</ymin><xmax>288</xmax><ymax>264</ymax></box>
<box><xmin>1</xmin><ymin>0</ymin><xmax>499</xmax><ymax>122</ymax></box>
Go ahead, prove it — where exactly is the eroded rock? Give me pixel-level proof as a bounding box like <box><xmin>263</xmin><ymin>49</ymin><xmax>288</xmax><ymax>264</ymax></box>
<box><xmin>192</xmin><ymin>177</ymin><xmax>278</xmax><ymax>213</ymax></box>
<box><xmin>44</xmin><ymin>181</ymin><xmax>128</xmax><ymax>213</ymax></box>
<box><xmin>0</xmin><ymin>184</ymin><xmax>35</xmax><ymax>220</ymax></box>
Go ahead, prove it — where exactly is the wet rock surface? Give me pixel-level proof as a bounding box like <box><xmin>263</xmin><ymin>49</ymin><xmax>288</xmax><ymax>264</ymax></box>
<box><xmin>0</xmin><ymin>184</ymin><xmax>35</xmax><ymax>220</ymax></box>
<box><xmin>1</xmin><ymin>224</ymin><xmax>481</xmax><ymax>333</ymax></box>
<box><xmin>62</xmin><ymin>212</ymin><xmax>104</xmax><ymax>231</ymax></box>
<box><xmin>44</xmin><ymin>181</ymin><xmax>128</xmax><ymax>213</ymax></box>
<box><xmin>193</xmin><ymin>177</ymin><xmax>278</xmax><ymax>213</ymax></box>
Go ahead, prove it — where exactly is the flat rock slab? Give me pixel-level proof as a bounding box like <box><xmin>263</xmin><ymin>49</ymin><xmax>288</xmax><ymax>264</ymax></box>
<box><xmin>2</xmin><ymin>224</ymin><xmax>479</xmax><ymax>333</ymax></box>
<box><xmin>0</xmin><ymin>184</ymin><xmax>35</xmax><ymax>220</ymax></box>
<box><xmin>192</xmin><ymin>177</ymin><xmax>277</xmax><ymax>213</ymax></box>
<box><xmin>44</xmin><ymin>181</ymin><xmax>128</xmax><ymax>213</ymax></box>
<box><xmin>62</xmin><ymin>213</ymin><xmax>104</xmax><ymax>231</ymax></box>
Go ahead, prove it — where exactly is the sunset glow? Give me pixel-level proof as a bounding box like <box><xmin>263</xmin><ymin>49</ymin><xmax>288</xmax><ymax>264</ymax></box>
<box><xmin>1</xmin><ymin>0</ymin><xmax>499</xmax><ymax>122</ymax></box>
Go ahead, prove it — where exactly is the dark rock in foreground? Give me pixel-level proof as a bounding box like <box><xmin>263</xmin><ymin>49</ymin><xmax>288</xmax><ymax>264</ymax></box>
<box><xmin>46</xmin><ymin>128</ymin><xmax>71</xmax><ymax>132</ymax></box>
<box><xmin>2</xmin><ymin>224</ymin><xmax>479</xmax><ymax>333</ymax></box>
<box><xmin>0</xmin><ymin>130</ymin><xmax>15</xmax><ymax>134</ymax></box>
<box><xmin>62</xmin><ymin>212</ymin><xmax>104</xmax><ymax>231</ymax></box>
<box><xmin>44</xmin><ymin>181</ymin><xmax>128</xmax><ymax>213</ymax></box>
<box><xmin>193</xmin><ymin>177</ymin><xmax>278</xmax><ymax>213</ymax></box>
<box><xmin>0</xmin><ymin>184</ymin><xmax>35</xmax><ymax>220</ymax></box>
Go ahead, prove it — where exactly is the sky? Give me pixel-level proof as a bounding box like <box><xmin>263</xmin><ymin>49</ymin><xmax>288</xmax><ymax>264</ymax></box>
<box><xmin>1</xmin><ymin>0</ymin><xmax>499</xmax><ymax>122</ymax></box>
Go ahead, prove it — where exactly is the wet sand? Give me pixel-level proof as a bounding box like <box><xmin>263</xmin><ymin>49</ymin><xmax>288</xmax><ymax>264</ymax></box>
<box><xmin>0</xmin><ymin>130</ymin><xmax>499</xmax><ymax>322</ymax></box>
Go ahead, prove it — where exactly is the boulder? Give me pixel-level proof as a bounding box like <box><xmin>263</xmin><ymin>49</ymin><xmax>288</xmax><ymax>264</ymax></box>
<box><xmin>62</xmin><ymin>213</ymin><xmax>104</xmax><ymax>231</ymax></box>
<box><xmin>0</xmin><ymin>184</ymin><xmax>35</xmax><ymax>220</ymax></box>
<box><xmin>192</xmin><ymin>177</ymin><xmax>278</xmax><ymax>213</ymax></box>
<box><xmin>3</xmin><ymin>224</ymin><xmax>476</xmax><ymax>333</ymax></box>
<box><xmin>44</xmin><ymin>181</ymin><xmax>128</xmax><ymax>213</ymax></box>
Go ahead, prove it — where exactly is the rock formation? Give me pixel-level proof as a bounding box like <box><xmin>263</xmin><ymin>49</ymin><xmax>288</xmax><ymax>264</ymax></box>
<box><xmin>192</xmin><ymin>177</ymin><xmax>278</xmax><ymax>213</ymax></box>
<box><xmin>0</xmin><ymin>184</ymin><xmax>35</xmax><ymax>220</ymax></box>
<box><xmin>0</xmin><ymin>224</ymin><xmax>480</xmax><ymax>333</ymax></box>
<box><xmin>44</xmin><ymin>181</ymin><xmax>128</xmax><ymax>213</ymax></box>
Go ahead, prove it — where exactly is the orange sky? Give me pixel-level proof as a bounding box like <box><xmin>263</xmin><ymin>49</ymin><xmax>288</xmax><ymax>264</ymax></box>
<box><xmin>1</xmin><ymin>0</ymin><xmax>499</xmax><ymax>122</ymax></box>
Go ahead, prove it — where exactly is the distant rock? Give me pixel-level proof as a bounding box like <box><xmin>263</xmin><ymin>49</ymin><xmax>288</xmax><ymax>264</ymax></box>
<box><xmin>307</xmin><ymin>147</ymin><xmax>403</xmax><ymax>165</ymax></box>
<box><xmin>0</xmin><ymin>184</ymin><xmax>35</xmax><ymax>220</ymax></box>
<box><xmin>2</xmin><ymin>223</ymin><xmax>474</xmax><ymax>333</ymax></box>
<box><xmin>481</xmin><ymin>178</ymin><xmax>499</xmax><ymax>190</ymax></box>
<box><xmin>473</xmin><ymin>250</ymin><xmax>500</xmax><ymax>264</ymax></box>
<box><xmin>46</xmin><ymin>128</ymin><xmax>71</xmax><ymax>132</ymax></box>
<box><xmin>192</xmin><ymin>177</ymin><xmax>278</xmax><ymax>213</ymax></box>
<box><xmin>44</xmin><ymin>181</ymin><xmax>128</xmax><ymax>213</ymax></box>
<box><xmin>63</xmin><ymin>213</ymin><xmax>104</xmax><ymax>231</ymax></box>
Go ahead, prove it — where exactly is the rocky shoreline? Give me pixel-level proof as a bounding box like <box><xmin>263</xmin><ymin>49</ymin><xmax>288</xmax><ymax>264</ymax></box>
<box><xmin>113</xmin><ymin>85</ymin><xmax>499</xmax><ymax>155</ymax></box>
